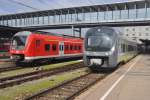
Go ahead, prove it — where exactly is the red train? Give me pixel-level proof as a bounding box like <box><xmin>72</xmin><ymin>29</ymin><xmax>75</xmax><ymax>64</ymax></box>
<box><xmin>10</xmin><ymin>31</ymin><xmax>83</xmax><ymax>62</ymax></box>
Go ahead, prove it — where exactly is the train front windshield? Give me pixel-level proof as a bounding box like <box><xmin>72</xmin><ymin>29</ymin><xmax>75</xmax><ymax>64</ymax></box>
<box><xmin>11</xmin><ymin>35</ymin><xmax>27</xmax><ymax>50</ymax></box>
<box><xmin>85</xmin><ymin>28</ymin><xmax>116</xmax><ymax>52</ymax></box>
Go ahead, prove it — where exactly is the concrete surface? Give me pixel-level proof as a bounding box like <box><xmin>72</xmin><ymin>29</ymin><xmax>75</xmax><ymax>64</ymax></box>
<box><xmin>75</xmin><ymin>55</ymin><xmax>150</xmax><ymax>100</ymax></box>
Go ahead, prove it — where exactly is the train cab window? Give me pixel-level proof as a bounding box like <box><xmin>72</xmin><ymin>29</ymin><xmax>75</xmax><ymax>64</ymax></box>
<box><xmin>45</xmin><ymin>44</ymin><xmax>50</xmax><ymax>52</ymax></box>
<box><xmin>36</xmin><ymin>40</ymin><xmax>40</xmax><ymax>47</ymax></box>
<box><xmin>52</xmin><ymin>44</ymin><xmax>56</xmax><ymax>51</ymax></box>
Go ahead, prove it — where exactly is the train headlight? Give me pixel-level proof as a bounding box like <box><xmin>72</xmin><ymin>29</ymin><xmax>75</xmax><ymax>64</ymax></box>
<box><xmin>105</xmin><ymin>52</ymin><xmax>109</xmax><ymax>56</ymax></box>
<box><xmin>10</xmin><ymin>56</ymin><xmax>13</xmax><ymax>59</ymax></box>
<box><xmin>16</xmin><ymin>51</ymin><xmax>19</xmax><ymax>53</ymax></box>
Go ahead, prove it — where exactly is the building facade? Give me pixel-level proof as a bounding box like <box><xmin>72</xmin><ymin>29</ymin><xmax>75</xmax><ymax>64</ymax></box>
<box><xmin>123</xmin><ymin>26</ymin><xmax>150</xmax><ymax>43</ymax></box>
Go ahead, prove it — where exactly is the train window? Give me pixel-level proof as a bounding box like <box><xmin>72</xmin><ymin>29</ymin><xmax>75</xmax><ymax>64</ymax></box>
<box><xmin>52</xmin><ymin>44</ymin><xmax>56</xmax><ymax>51</ymax></box>
<box><xmin>59</xmin><ymin>45</ymin><xmax>63</xmax><ymax>51</ymax></box>
<box><xmin>36</xmin><ymin>40</ymin><xmax>40</xmax><ymax>47</ymax></box>
<box><xmin>70</xmin><ymin>45</ymin><xmax>73</xmax><ymax>50</ymax></box>
<box><xmin>62</xmin><ymin>45</ymin><xmax>64</xmax><ymax>51</ymax></box>
<box><xmin>132</xmin><ymin>34</ymin><xmax>135</xmax><ymax>36</ymax></box>
<box><xmin>121</xmin><ymin>44</ymin><xmax>126</xmax><ymax>52</ymax></box>
<box><xmin>65</xmin><ymin>45</ymin><xmax>69</xmax><ymax>50</ymax></box>
<box><xmin>130</xmin><ymin>45</ymin><xmax>134</xmax><ymax>51</ymax></box>
<box><xmin>124</xmin><ymin>44</ymin><xmax>126</xmax><ymax>52</ymax></box>
<box><xmin>59</xmin><ymin>45</ymin><xmax>61</xmax><ymax>51</ymax></box>
<box><xmin>79</xmin><ymin>46</ymin><xmax>81</xmax><ymax>50</ymax></box>
<box><xmin>128</xmin><ymin>45</ymin><xmax>131</xmax><ymax>51</ymax></box>
<box><xmin>75</xmin><ymin>46</ymin><xmax>77</xmax><ymax>50</ymax></box>
<box><xmin>73</xmin><ymin>46</ymin><xmax>75</xmax><ymax>50</ymax></box>
<box><xmin>45</xmin><ymin>44</ymin><xmax>50</xmax><ymax>52</ymax></box>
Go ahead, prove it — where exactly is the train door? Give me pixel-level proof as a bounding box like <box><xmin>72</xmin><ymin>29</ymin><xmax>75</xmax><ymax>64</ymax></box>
<box><xmin>59</xmin><ymin>42</ymin><xmax>64</xmax><ymax>56</ymax></box>
<box><xmin>35</xmin><ymin>40</ymin><xmax>41</xmax><ymax>56</ymax></box>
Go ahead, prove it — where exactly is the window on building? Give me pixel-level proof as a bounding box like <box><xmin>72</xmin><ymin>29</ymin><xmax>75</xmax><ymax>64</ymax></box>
<box><xmin>132</xmin><ymin>37</ymin><xmax>136</xmax><ymax>40</ymax></box>
<box><xmin>132</xmin><ymin>28</ymin><xmax>135</xmax><ymax>31</ymax></box>
<box><xmin>146</xmin><ymin>33</ymin><xmax>148</xmax><ymax>36</ymax></box>
<box><xmin>45</xmin><ymin>44</ymin><xmax>50</xmax><ymax>52</ymax></box>
<box><xmin>133</xmin><ymin>38</ymin><xmax>136</xmax><ymax>40</ymax></box>
<box><xmin>139</xmin><ymin>33</ymin><xmax>141</xmax><ymax>36</ymax></box>
<box><xmin>126</xmin><ymin>34</ymin><xmax>128</xmax><ymax>36</ymax></box>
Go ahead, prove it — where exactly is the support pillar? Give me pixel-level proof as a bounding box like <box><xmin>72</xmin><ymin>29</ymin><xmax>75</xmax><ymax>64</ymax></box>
<box><xmin>79</xmin><ymin>28</ymin><xmax>81</xmax><ymax>37</ymax></box>
<box><xmin>72</xmin><ymin>25</ymin><xmax>75</xmax><ymax>36</ymax></box>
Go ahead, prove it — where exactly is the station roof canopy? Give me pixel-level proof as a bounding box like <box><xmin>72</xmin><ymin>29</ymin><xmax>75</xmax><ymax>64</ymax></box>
<box><xmin>140</xmin><ymin>39</ymin><xmax>150</xmax><ymax>46</ymax></box>
<box><xmin>0</xmin><ymin>25</ymin><xmax>21</xmax><ymax>31</ymax></box>
<box><xmin>0</xmin><ymin>25</ymin><xmax>22</xmax><ymax>37</ymax></box>
<box><xmin>0</xmin><ymin>0</ymin><xmax>149</xmax><ymax>20</ymax></box>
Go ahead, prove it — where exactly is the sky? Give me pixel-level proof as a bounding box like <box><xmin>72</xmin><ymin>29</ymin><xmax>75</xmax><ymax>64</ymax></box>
<box><xmin>0</xmin><ymin>0</ymin><xmax>140</xmax><ymax>15</ymax></box>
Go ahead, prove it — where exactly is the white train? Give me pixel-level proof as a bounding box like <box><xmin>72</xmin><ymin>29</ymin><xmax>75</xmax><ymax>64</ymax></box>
<box><xmin>83</xmin><ymin>27</ymin><xmax>138</xmax><ymax>71</ymax></box>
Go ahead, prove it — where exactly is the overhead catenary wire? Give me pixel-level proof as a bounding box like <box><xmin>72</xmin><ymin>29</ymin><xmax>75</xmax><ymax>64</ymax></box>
<box><xmin>8</xmin><ymin>0</ymin><xmax>40</xmax><ymax>11</ymax></box>
<box><xmin>87</xmin><ymin>0</ymin><xmax>95</xmax><ymax>5</ymax></box>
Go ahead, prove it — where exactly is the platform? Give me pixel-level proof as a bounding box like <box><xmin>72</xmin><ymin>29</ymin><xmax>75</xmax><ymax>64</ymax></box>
<box><xmin>75</xmin><ymin>55</ymin><xmax>150</xmax><ymax>100</ymax></box>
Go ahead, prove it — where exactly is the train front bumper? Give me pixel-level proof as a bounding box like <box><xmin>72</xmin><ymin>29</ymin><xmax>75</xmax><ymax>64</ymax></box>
<box><xmin>84</xmin><ymin>51</ymin><xmax>110</xmax><ymax>57</ymax></box>
<box><xmin>83</xmin><ymin>51</ymin><xmax>110</xmax><ymax>68</ymax></box>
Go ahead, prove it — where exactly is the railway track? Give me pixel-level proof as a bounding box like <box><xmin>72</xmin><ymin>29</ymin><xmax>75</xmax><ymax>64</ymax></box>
<box><xmin>0</xmin><ymin>62</ymin><xmax>84</xmax><ymax>89</ymax></box>
<box><xmin>0</xmin><ymin>60</ymin><xmax>22</xmax><ymax>73</ymax></box>
<box><xmin>25</xmin><ymin>72</ymin><xmax>108</xmax><ymax>100</ymax></box>
<box><xmin>0</xmin><ymin>66</ymin><xmax>22</xmax><ymax>73</ymax></box>
<box><xmin>0</xmin><ymin>59</ymin><xmax>82</xmax><ymax>73</ymax></box>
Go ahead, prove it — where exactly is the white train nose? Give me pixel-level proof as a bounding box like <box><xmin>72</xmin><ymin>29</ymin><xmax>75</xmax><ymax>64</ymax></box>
<box><xmin>90</xmin><ymin>59</ymin><xmax>102</xmax><ymax>65</ymax></box>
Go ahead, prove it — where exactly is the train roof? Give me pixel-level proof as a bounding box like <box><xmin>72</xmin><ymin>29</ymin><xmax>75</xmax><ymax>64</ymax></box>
<box><xmin>86</xmin><ymin>26</ymin><xmax>138</xmax><ymax>44</ymax></box>
<box><xmin>32</xmin><ymin>31</ymin><xmax>83</xmax><ymax>39</ymax></box>
<box><xmin>14</xmin><ymin>31</ymin><xmax>83</xmax><ymax>40</ymax></box>
<box><xmin>14</xmin><ymin>31</ymin><xmax>31</xmax><ymax>36</ymax></box>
